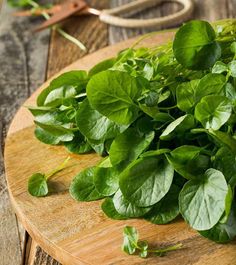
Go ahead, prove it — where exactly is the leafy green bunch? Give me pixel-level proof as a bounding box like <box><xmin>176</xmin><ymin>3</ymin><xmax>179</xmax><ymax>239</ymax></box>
<box><xmin>30</xmin><ymin>20</ymin><xmax>236</xmax><ymax>244</ymax></box>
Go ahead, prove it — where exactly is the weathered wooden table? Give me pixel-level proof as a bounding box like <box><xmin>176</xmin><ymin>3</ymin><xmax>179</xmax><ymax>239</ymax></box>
<box><xmin>0</xmin><ymin>0</ymin><xmax>235</xmax><ymax>264</ymax></box>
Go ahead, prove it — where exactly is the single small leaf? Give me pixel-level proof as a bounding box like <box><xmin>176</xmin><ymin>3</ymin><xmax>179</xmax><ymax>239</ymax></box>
<box><xmin>109</xmin><ymin>128</ymin><xmax>154</xmax><ymax>167</ymax></box>
<box><xmin>93</xmin><ymin>166</ymin><xmax>119</xmax><ymax>196</ymax></box>
<box><xmin>176</xmin><ymin>79</ymin><xmax>200</xmax><ymax>112</ymax></box>
<box><xmin>179</xmin><ymin>168</ymin><xmax>228</xmax><ymax>230</ymax></box>
<box><xmin>119</xmin><ymin>156</ymin><xmax>174</xmax><ymax>207</ymax></box>
<box><xmin>138</xmin><ymin>241</ymin><xmax>149</xmax><ymax>258</ymax></box>
<box><xmin>195</xmin><ymin>95</ymin><xmax>232</xmax><ymax>130</ymax></box>
<box><xmin>122</xmin><ymin>226</ymin><xmax>139</xmax><ymax>255</ymax></box>
<box><xmin>160</xmin><ymin>114</ymin><xmax>195</xmax><ymax>140</ymax></box>
<box><xmin>173</xmin><ymin>20</ymin><xmax>221</xmax><ymax>69</ymax></box>
<box><xmin>28</xmin><ymin>173</ymin><xmax>48</xmax><ymax>197</ymax></box>
<box><xmin>87</xmin><ymin>70</ymin><xmax>141</xmax><ymax>125</ymax></box>
<box><xmin>37</xmin><ymin>70</ymin><xmax>88</xmax><ymax>106</ymax></box>
<box><xmin>88</xmin><ymin>58</ymin><xmax>116</xmax><ymax>77</ymax></box>
<box><xmin>69</xmin><ymin>167</ymin><xmax>103</xmax><ymax>201</ymax></box>
<box><xmin>195</xmin><ymin>73</ymin><xmax>226</xmax><ymax>101</ymax></box>
<box><xmin>76</xmin><ymin>99</ymin><xmax>127</xmax><ymax>142</ymax></box>
<box><xmin>166</xmin><ymin>145</ymin><xmax>210</xmax><ymax>180</ymax></box>
<box><xmin>101</xmin><ymin>197</ymin><xmax>128</xmax><ymax>220</ymax></box>
<box><xmin>113</xmin><ymin>190</ymin><xmax>151</xmax><ymax>218</ymax></box>
<box><xmin>212</xmin><ymin>61</ymin><xmax>228</xmax><ymax>74</ymax></box>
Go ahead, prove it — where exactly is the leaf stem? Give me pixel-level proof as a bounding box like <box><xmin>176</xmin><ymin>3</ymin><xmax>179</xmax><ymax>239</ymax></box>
<box><xmin>148</xmin><ymin>243</ymin><xmax>183</xmax><ymax>254</ymax></box>
<box><xmin>46</xmin><ymin>157</ymin><xmax>70</xmax><ymax>180</ymax></box>
<box><xmin>27</xmin><ymin>0</ymin><xmax>86</xmax><ymax>50</ymax></box>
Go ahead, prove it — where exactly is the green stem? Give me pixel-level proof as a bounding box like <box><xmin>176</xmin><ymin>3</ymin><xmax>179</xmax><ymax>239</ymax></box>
<box><xmin>148</xmin><ymin>243</ymin><xmax>183</xmax><ymax>254</ymax></box>
<box><xmin>56</xmin><ymin>27</ymin><xmax>86</xmax><ymax>51</ymax></box>
<box><xmin>159</xmin><ymin>105</ymin><xmax>177</xmax><ymax>110</ymax></box>
<box><xmin>46</xmin><ymin>157</ymin><xmax>70</xmax><ymax>180</ymax></box>
<box><xmin>28</xmin><ymin>0</ymin><xmax>86</xmax><ymax>50</ymax></box>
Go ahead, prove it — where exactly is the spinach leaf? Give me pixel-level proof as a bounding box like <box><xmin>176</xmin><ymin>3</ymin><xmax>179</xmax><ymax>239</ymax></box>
<box><xmin>173</xmin><ymin>20</ymin><xmax>221</xmax><ymax>69</ymax></box>
<box><xmin>119</xmin><ymin>156</ymin><xmax>174</xmax><ymax>207</ymax></box>
<box><xmin>145</xmin><ymin>184</ymin><xmax>180</xmax><ymax>224</ymax></box>
<box><xmin>69</xmin><ymin>167</ymin><xmax>104</xmax><ymax>201</ymax></box>
<box><xmin>109</xmin><ymin>128</ymin><xmax>154</xmax><ymax>167</ymax></box>
<box><xmin>179</xmin><ymin>168</ymin><xmax>228</xmax><ymax>230</ymax></box>
<box><xmin>195</xmin><ymin>95</ymin><xmax>232</xmax><ymax>130</ymax></box>
<box><xmin>87</xmin><ymin>70</ymin><xmax>141</xmax><ymax>125</ymax></box>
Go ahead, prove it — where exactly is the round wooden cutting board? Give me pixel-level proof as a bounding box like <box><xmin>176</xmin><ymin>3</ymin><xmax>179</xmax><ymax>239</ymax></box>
<box><xmin>4</xmin><ymin>31</ymin><xmax>236</xmax><ymax>265</ymax></box>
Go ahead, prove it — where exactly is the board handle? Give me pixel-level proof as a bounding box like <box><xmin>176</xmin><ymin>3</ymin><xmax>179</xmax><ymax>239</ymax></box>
<box><xmin>99</xmin><ymin>0</ymin><xmax>194</xmax><ymax>28</ymax></box>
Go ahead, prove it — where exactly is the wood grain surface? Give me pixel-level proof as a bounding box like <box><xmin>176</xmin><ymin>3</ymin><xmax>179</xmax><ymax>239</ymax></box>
<box><xmin>1</xmin><ymin>0</ymin><xmax>236</xmax><ymax>264</ymax></box>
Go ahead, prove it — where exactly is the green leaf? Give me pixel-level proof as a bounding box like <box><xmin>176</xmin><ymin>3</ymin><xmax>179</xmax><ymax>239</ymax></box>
<box><xmin>214</xmin><ymin>147</ymin><xmax>236</xmax><ymax>187</ymax></box>
<box><xmin>208</xmin><ymin>129</ymin><xmax>236</xmax><ymax>155</ymax></box>
<box><xmin>35</xmin><ymin>121</ymin><xmax>74</xmax><ymax>143</ymax></box>
<box><xmin>88</xmin><ymin>58</ymin><xmax>116</xmax><ymax>77</ymax></box>
<box><xmin>28</xmin><ymin>173</ymin><xmax>48</xmax><ymax>197</ymax></box>
<box><xmin>195</xmin><ymin>95</ymin><xmax>232</xmax><ymax>130</ymax></box>
<box><xmin>87</xmin><ymin>70</ymin><xmax>141</xmax><ymax>125</ymax></box>
<box><xmin>93</xmin><ymin>166</ymin><xmax>119</xmax><ymax>196</ymax></box>
<box><xmin>101</xmin><ymin>197</ymin><xmax>128</xmax><ymax>220</ymax></box>
<box><xmin>176</xmin><ymin>79</ymin><xmax>200</xmax><ymax>112</ymax></box>
<box><xmin>195</xmin><ymin>73</ymin><xmax>226</xmax><ymax>101</ymax></box>
<box><xmin>113</xmin><ymin>189</ymin><xmax>151</xmax><ymax>218</ymax></box>
<box><xmin>37</xmin><ymin>70</ymin><xmax>88</xmax><ymax>106</ymax></box>
<box><xmin>119</xmin><ymin>156</ymin><xmax>174</xmax><ymax>207</ymax></box>
<box><xmin>145</xmin><ymin>184</ymin><xmax>180</xmax><ymax>224</ymax></box>
<box><xmin>76</xmin><ymin>99</ymin><xmax>127</xmax><ymax>143</ymax></box>
<box><xmin>109</xmin><ymin>128</ymin><xmax>154</xmax><ymax>167</ymax></box>
<box><xmin>199</xmin><ymin>204</ymin><xmax>236</xmax><ymax>243</ymax></box>
<box><xmin>230</xmin><ymin>42</ymin><xmax>236</xmax><ymax>54</ymax></box>
<box><xmin>69</xmin><ymin>167</ymin><xmax>104</xmax><ymax>201</ymax></box>
<box><xmin>179</xmin><ymin>168</ymin><xmax>228</xmax><ymax>230</ymax></box>
<box><xmin>35</xmin><ymin>127</ymin><xmax>62</xmax><ymax>145</ymax></box>
<box><xmin>122</xmin><ymin>226</ymin><xmax>139</xmax><ymax>255</ymax></box>
<box><xmin>228</xmin><ymin>60</ymin><xmax>236</xmax><ymax>77</ymax></box>
<box><xmin>212</xmin><ymin>61</ymin><xmax>228</xmax><ymax>74</ymax></box>
<box><xmin>160</xmin><ymin>114</ymin><xmax>195</xmax><ymax>140</ymax></box>
<box><xmin>173</xmin><ymin>20</ymin><xmax>221</xmax><ymax>69</ymax></box>
<box><xmin>166</xmin><ymin>145</ymin><xmax>210</xmax><ymax>180</ymax></box>
<box><xmin>138</xmin><ymin>241</ymin><xmax>149</xmax><ymax>258</ymax></box>
<box><xmin>64</xmin><ymin>133</ymin><xmax>92</xmax><ymax>154</ymax></box>
<box><xmin>140</xmin><ymin>149</ymin><xmax>170</xmax><ymax>158</ymax></box>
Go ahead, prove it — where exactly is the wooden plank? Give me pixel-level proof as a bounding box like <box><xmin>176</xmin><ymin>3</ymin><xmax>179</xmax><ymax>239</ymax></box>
<box><xmin>0</xmin><ymin>1</ymin><xmax>50</xmax><ymax>264</ymax></box>
<box><xmin>46</xmin><ymin>0</ymin><xmax>109</xmax><ymax>78</ymax></box>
